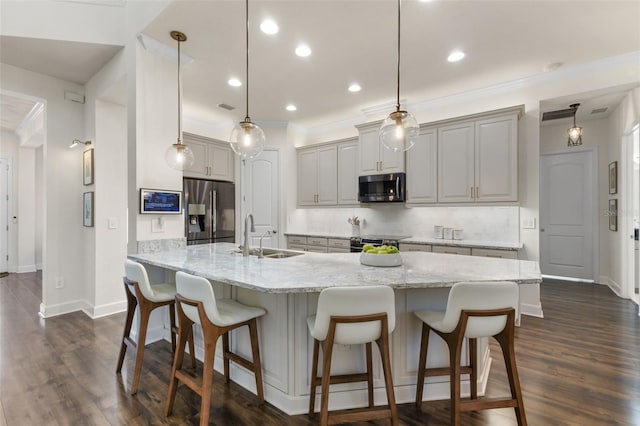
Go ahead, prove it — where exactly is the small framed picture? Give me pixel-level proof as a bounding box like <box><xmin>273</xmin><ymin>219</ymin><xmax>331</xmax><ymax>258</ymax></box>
<box><xmin>608</xmin><ymin>161</ymin><xmax>617</xmax><ymax>194</ymax></box>
<box><xmin>608</xmin><ymin>199</ymin><xmax>617</xmax><ymax>232</ymax></box>
<box><xmin>83</xmin><ymin>191</ymin><xmax>94</xmax><ymax>227</ymax></box>
<box><xmin>83</xmin><ymin>148</ymin><xmax>94</xmax><ymax>185</ymax></box>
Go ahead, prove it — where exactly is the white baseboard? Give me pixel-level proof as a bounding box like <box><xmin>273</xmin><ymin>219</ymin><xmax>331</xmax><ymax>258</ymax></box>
<box><xmin>520</xmin><ymin>302</ymin><xmax>544</xmax><ymax>318</ymax></box>
<box><xmin>17</xmin><ymin>264</ymin><xmax>37</xmax><ymax>273</ymax></box>
<box><xmin>601</xmin><ymin>276</ymin><xmax>623</xmax><ymax>297</ymax></box>
<box><xmin>39</xmin><ymin>300</ymin><xmax>85</xmax><ymax>318</ymax></box>
<box><xmin>82</xmin><ymin>300</ymin><xmax>127</xmax><ymax>319</ymax></box>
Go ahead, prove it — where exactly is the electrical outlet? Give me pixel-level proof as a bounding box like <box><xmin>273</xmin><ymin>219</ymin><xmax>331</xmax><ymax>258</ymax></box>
<box><xmin>55</xmin><ymin>277</ymin><xmax>64</xmax><ymax>289</ymax></box>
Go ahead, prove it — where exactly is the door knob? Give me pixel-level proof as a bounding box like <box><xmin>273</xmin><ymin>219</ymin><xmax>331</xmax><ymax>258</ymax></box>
<box><xmin>541</xmin><ymin>228</ymin><xmax>545</xmax><ymax>232</ymax></box>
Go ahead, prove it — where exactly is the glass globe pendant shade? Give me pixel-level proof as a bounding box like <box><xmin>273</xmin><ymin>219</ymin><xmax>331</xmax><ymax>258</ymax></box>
<box><xmin>380</xmin><ymin>109</ymin><xmax>420</xmax><ymax>152</ymax></box>
<box><xmin>165</xmin><ymin>142</ymin><xmax>195</xmax><ymax>170</ymax></box>
<box><xmin>230</xmin><ymin>120</ymin><xmax>265</xmax><ymax>159</ymax></box>
<box><xmin>567</xmin><ymin>126</ymin><xmax>583</xmax><ymax>146</ymax></box>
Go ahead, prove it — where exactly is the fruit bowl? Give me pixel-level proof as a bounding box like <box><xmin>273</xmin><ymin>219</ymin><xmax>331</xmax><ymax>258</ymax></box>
<box><xmin>360</xmin><ymin>252</ymin><xmax>403</xmax><ymax>267</ymax></box>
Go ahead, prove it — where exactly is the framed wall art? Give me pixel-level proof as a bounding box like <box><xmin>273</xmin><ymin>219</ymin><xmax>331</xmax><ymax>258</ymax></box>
<box><xmin>608</xmin><ymin>199</ymin><xmax>617</xmax><ymax>232</ymax></box>
<box><xmin>83</xmin><ymin>191</ymin><xmax>94</xmax><ymax>227</ymax></box>
<box><xmin>608</xmin><ymin>161</ymin><xmax>617</xmax><ymax>194</ymax></box>
<box><xmin>83</xmin><ymin>148</ymin><xmax>94</xmax><ymax>185</ymax></box>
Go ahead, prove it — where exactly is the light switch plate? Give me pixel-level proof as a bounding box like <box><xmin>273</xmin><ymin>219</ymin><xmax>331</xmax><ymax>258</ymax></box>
<box><xmin>108</xmin><ymin>217</ymin><xmax>118</xmax><ymax>229</ymax></box>
<box><xmin>522</xmin><ymin>218</ymin><xmax>536</xmax><ymax>229</ymax></box>
<box><xmin>151</xmin><ymin>218</ymin><xmax>164</xmax><ymax>233</ymax></box>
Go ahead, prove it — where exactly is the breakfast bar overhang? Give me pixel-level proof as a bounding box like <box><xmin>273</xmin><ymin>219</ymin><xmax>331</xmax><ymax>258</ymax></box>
<box><xmin>128</xmin><ymin>243</ymin><xmax>542</xmax><ymax>415</ymax></box>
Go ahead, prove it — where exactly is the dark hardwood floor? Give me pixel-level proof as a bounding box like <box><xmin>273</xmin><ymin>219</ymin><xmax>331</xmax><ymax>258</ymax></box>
<box><xmin>1</xmin><ymin>272</ymin><xmax>639</xmax><ymax>425</ymax></box>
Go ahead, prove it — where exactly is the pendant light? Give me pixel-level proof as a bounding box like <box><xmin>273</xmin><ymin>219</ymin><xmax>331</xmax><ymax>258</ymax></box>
<box><xmin>380</xmin><ymin>0</ymin><xmax>419</xmax><ymax>153</ymax></box>
<box><xmin>567</xmin><ymin>103</ymin><xmax>583</xmax><ymax>146</ymax></box>
<box><xmin>230</xmin><ymin>0</ymin><xmax>265</xmax><ymax>159</ymax></box>
<box><xmin>165</xmin><ymin>31</ymin><xmax>195</xmax><ymax>170</ymax></box>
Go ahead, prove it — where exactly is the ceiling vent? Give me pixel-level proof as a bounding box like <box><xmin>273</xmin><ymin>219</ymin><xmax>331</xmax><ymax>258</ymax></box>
<box><xmin>217</xmin><ymin>103</ymin><xmax>235</xmax><ymax>111</ymax></box>
<box><xmin>541</xmin><ymin>107</ymin><xmax>577</xmax><ymax>121</ymax></box>
<box><xmin>591</xmin><ymin>107</ymin><xmax>608</xmax><ymax>115</ymax></box>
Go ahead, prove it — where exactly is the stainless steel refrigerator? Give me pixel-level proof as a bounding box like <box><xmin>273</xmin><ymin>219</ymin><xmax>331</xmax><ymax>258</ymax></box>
<box><xmin>183</xmin><ymin>178</ymin><xmax>235</xmax><ymax>245</ymax></box>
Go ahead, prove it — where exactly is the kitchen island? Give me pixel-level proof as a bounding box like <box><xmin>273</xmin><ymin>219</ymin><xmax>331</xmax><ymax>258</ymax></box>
<box><xmin>128</xmin><ymin>243</ymin><xmax>541</xmax><ymax>415</ymax></box>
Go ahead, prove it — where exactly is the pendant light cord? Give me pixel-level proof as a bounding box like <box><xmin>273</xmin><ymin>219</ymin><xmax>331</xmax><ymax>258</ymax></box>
<box><xmin>177</xmin><ymin>36</ymin><xmax>182</xmax><ymax>143</ymax></box>
<box><xmin>245</xmin><ymin>0</ymin><xmax>250</xmax><ymax>122</ymax></box>
<box><xmin>396</xmin><ymin>0</ymin><xmax>401</xmax><ymax>112</ymax></box>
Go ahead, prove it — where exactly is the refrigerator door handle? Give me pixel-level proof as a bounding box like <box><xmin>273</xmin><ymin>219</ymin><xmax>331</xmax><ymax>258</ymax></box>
<box><xmin>211</xmin><ymin>190</ymin><xmax>217</xmax><ymax>236</ymax></box>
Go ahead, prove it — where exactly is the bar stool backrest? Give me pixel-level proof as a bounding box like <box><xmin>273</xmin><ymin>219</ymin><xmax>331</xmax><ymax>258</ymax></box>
<box><xmin>441</xmin><ymin>281</ymin><xmax>519</xmax><ymax>338</ymax></box>
<box><xmin>124</xmin><ymin>259</ymin><xmax>156</xmax><ymax>301</ymax></box>
<box><xmin>175</xmin><ymin>271</ymin><xmax>221</xmax><ymax>326</ymax></box>
<box><xmin>313</xmin><ymin>285</ymin><xmax>395</xmax><ymax>345</ymax></box>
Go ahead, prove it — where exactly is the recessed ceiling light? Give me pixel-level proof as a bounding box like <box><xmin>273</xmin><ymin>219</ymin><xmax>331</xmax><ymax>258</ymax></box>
<box><xmin>447</xmin><ymin>50</ymin><xmax>465</xmax><ymax>62</ymax></box>
<box><xmin>260</xmin><ymin>19</ymin><xmax>279</xmax><ymax>35</ymax></box>
<box><xmin>286</xmin><ymin>104</ymin><xmax>297</xmax><ymax>112</ymax></box>
<box><xmin>295</xmin><ymin>44</ymin><xmax>311</xmax><ymax>57</ymax></box>
<box><xmin>348</xmin><ymin>83</ymin><xmax>362</xmax><ymax>93</ymax></box>
<box><xmin>228</xmin><ymin>78</ymin><xmax>242</xmax><ymax>87</ymax></box>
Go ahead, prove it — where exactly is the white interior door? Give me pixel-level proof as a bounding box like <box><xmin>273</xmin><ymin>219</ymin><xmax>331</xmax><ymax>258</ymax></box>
<box><xmin>242</xmin><ymin>149</ymin><xmax>279</xmax><ymax>249</ymax></box>
<box><xmin>0</xmin><ymin>158</ymin><xmax>8</xmax><ymax>273</ymax></box>
<box><xmin>540</xmin><ymin>149</ymin><xmax>597</xmax><ymax>280</ymax></box>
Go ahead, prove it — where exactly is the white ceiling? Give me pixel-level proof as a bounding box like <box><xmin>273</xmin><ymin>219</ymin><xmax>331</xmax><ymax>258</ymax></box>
<box><xmin>0</xmin><ymin>93</ymin><xmax>38</xmax><ymax>133</ymax></box>
<box><xmin>1</xmin><ymin>1</ymin><xmax>639</xmax><ymax>133</ymax></box>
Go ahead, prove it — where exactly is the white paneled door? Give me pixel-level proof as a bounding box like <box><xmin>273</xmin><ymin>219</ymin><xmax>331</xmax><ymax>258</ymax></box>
<box><xmin>243</xmin><ymin>149</ymin><xmax>279</xmax><ymax>249</ymax></box>
<box><xmin>540</xmin><ymin>149</ymin><xmax>597</xmax><ymax>280</ymax></box>
<box><xmin>0</xmin><ymin>158</ymin><xmax>8</xmax><ymax>273</ymax></box>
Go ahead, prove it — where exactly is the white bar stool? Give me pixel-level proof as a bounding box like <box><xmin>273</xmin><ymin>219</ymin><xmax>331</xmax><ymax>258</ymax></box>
<box><xmin>414</xmin><ymin>281</ymin><xmax>527</xmax><ymax>426</ymax></box>
<box><xmin>165</xmin><ymin>271</ymin><xmax>266</xmax><ymax>426</ymax></box>
<box><xmin>307</xmin><ymin>285</ymin><xmax>398</xmax><ymax>426</ymax></box>
<box><xmin>116</xmin><ymin>259</ymin><xmax>195</xmax><ymax>395</ymax></box>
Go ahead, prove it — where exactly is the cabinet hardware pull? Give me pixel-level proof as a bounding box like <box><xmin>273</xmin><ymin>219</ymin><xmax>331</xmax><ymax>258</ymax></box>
<box><xmin>476</xmin><ymin>186</ymin><xmax>479</xmax><ymax>199</ymax></box>
<box><xmin>471</xmin><ymin>186</ymin><xmax>474</xmax><ymax>199</ymax></box>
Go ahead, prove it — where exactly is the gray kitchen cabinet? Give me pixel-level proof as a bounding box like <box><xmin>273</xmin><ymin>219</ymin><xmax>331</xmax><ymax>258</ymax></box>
<box><xmin>471</xmin><ymin>247</ymin><xmax>518</xmax><ymax>259</ymax></box>
<box><xmin>183</xmin><ymin>133</ymin><xmax>234</xmax><ymax>182</ymax></box>
<box><xmin>328</xmin><ymin>238</ymin><xmax>350</xmax><ymax>253</ymax></box>
<box><xmin>437</xmin><ymin>112</ymin><xmax>518</xmax><ymax>203</ymax></box>
<box><xmin>297</xmin><ymin>145</ymin><xmax>337</xmax><ymax>206</ymax></box>
<box><xmin>432</xmin><ymin>245</ymin><xmax>472</xmax><ymax>255</ymax></box>
<box><xmin>406</xmin><ymin>126</ymin><xmax>437</xmax><ymax>203</ymax></box>
<box><xmin>356</xmin><ymin>121</ymin><xmax>404</xmax><ymax>175</ymax></box>
<box><xmin>399</xmin><ymin>243</ymin><xmax>432</xmax><ymax>252</ymax></box>
<box><xmin>337</xmin><ymin>138</ymin><xmax>359</xmax><ymax>205</ymax></box>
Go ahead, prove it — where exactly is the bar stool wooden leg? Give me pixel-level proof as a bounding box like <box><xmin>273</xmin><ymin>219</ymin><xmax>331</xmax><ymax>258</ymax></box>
<box><xmin>116</xmin><ymin>288</ymin><xmax>137</xmax><ymax>374</ymax></box>
<box><xmin>169</xmin><ymin>303</ymin><xmax>177</xmax><ymax>353</ymax></box>
<box><xmin>448</xmin><ymin>336</ymin><xmax>463</xmax><ymax>426</ymax></box>
<box><xmin>469</xmin><ymin>337</ymin><xmax>477</xmax><ymax>400</ymax></box>
<box><xmin>415</xmin><ymin>322</ymin><xmax>430</xmax><ymax>407</ymax></box>
<box><xmin>130</xmin><ymin>302</ymin><xmax>153</xmax><ymax>395</ymax></box>
<box><xmin>199</xmin><ymin>335</ymin><xmax>219</xmax><ymax>426</ymax></box>
<box><xmin>308</xmin><ymin>339</ymin><xmax>320</xmax><ymax>416</ymax></box>
<box><xmin>495</xmin><ymin>328</ymin><xmax>527</xmax><ymax>425</ymax></box>
<box><xmin>187</xmin><ymin>324</ymin><xmax>196</xmax><ymax>369</ymax></box>
<box><xmin>248</xmin><ymin>318</ymin><xmax>265</xmax><ymax>405</ymax></box>
<box><xmin>377</xmin><ymin>330</ymin><xmax>398</xmax><ymax>426</ymax></box>
<box><xmin>366</xmin><ymin>341</ymin><xmax>374</xmax><ymax>408</ymax></box>
<box><xmin>165</xmin><ymin>316</ymin><xmax>191</xmax><ymax>416</ymax></box>
<box><xmin>319</xmin><ymin>334</ymin><xmax>336</xmax><ymax>426</ymax></box>
<box><xmin>222</xmin><ymin>333</ymin><xmax>231</xmax><ymax>383</ymax></box>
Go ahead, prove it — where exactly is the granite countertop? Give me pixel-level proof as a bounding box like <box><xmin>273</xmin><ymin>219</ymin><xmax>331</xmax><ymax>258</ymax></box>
<box><xmin>129</xmin><ymin>243</ymin><xmax>540</xmax><ymax>294</ymax></box>
<box><xmin>284</xmin><ymin>232</ymin><xmax>522</xmax><ymax>250</ymax></box>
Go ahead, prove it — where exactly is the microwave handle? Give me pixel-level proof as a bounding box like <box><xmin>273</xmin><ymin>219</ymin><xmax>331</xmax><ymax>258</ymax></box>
<box><xmin>396</xmin><ymin>176</ymin><xmax>400</xmax><ymax>197</ymax></box>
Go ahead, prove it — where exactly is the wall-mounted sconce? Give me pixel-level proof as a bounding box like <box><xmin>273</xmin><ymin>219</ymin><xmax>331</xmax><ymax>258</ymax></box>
<box><xmin>69</xmin><ymin>139</ymin><xmax>92</xmax><ymax>149</ymax></box>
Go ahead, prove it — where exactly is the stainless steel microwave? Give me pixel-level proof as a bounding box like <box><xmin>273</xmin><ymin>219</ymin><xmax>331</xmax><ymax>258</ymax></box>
<box><xmin>358</xmin><ymin>173</ymin><xmax>406</xmax><ymax>203</ymax></box>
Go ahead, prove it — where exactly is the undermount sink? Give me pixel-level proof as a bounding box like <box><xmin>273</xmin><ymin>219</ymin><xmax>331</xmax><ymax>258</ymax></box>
<box><xmin>261</xmin><ymin>248</ymin><xmax>305</xmax><ymax>259</ymax></box>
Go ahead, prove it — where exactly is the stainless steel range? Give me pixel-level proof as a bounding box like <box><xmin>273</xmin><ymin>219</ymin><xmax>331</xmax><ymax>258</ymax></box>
<box><xmin>349</xmin><ymin>235</ymin><xmax>411</xmax><ymax>252</ymax></box>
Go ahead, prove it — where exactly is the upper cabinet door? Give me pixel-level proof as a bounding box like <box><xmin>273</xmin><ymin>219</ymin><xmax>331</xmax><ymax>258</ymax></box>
<box><xmin>183</xmin><ymin>133</ymin><xmax>235</xmax><ymax>182</ymax></box>
<box><xmin>337</xmin><ymin>140</ymin><xmax>359</xmax><ymax>205</ymax></box>
<box><xmin>208</xmin><ymin>143</ymin><xmax>234</xmax><ymax>182</ymax></box>
<box><xmin>183</xmin><ymin>138</ymin><xmax>209</xmax><ymax>178</ymax></box>
<box><xmin>406</xmin><ymin>127</ymin><xmax>437</xmax><ymax>203</ymax></box>
<box><xmin>358</xmin><ymin>123</ymin><xmax>405</xmax><ymax>175</ymax></box>
<box><xmin>297</xmin><ymin>149</ymin><xmax>319</xmax><ymax>206</ymax></box>
<box><xmin>358</xmin><ymin>127</ymin><xmax>380</xmax><ymax>175</ymax></box>
<box><xmin>316</xmin><ymin>145</ymin><xmax>338</xmax><ymax>205</ymax></box>
<box><xmin>438</xmin><ymin>121</ymin><xmax>475</xmax><ymax>202</ymax></box>
<box><xmin>475</xmin><ymin>114</ymin><xmax>518</xmax><ymax>202</ymax></box>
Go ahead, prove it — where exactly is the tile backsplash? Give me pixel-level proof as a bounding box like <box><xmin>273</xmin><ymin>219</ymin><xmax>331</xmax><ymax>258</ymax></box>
<box><xmin>288</xmin><ymin>205</ymin><xmax>520</xmax><ymax>243</ymax></box>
